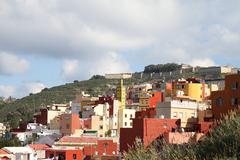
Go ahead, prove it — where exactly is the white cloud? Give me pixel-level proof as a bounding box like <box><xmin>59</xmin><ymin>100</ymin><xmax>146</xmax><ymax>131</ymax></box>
<box><xmin>0</xmin><ymin>52</ymin><xmax>29</xmax><ymax>76</ymax></box>
<box><xmin>24</xmin><ymin>82</ymin><xmax>45</xmax><ymax>94</ymax></box>
<box><xmin>0</xmin><ymin>82</ymin><xmax>45</xmax><ymax>98</ymax></box>
<box><xmin>61</xmin><ymin>59</ymin><xmax>79</xmax><ymax>80</ymax></box>
<box><xmin>190</xmin><ymin>58</ymin><xmax>216</xmax><ymax>67</ymax></box>
<box><xmin>0</xmin><ymin>85</ymin><xmax>16</xmax><ymax>98</ymax></box>
<box><xmin>0</xmin><ymin>0</ymin><xmax>239</xmax><ymax>79</ymax></box>
<box><xmin>61</xmin><ymin>52</ymin><xmax>130</xmax><ymax>80</ymax></box>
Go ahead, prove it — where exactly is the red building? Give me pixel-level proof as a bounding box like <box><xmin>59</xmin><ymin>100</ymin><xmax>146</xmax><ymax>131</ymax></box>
<box><xmin>120</xmin><ymin>109</ymin><xmax>180</xmax><ymax>152</ymax></box>
<box><xmin>211</xmin><ymin>74</ymin><xmax>240</xmax><ymax>119</ymax></box>
<box><xmin>79</xmin><ymin>118</ymin><xmax>91</xmax><ymax>129</ymax></box>
<box><xmin>139</xmin><ymin>91</ymin><xmax>164</xmax><ymax>109</ymax></box>
<box><xmin>46</xmin><ymin>148</ymin><xmax>83</xmax><ymax>160</ymax></box>
<box><xmin>34</xmin><ymin>108</ymin><xmax>48</xmax><ymax>125</ymax></box>
<box><xmin>46</xmin><ymin>136</ymin><xmax>118</xmax><ymax>159</ymax></box>
<box><xmin>149</xmin><ymin>92</ymin><xmax>164</xmax><ymax>108</ymax></box>
<box><xmin>84</xmin><ymin>139</ymin><xmax>118</xmax><ymax>157</ymax></box>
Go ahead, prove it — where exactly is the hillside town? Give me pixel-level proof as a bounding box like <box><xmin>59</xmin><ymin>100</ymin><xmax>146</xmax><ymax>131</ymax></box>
<box><xmin>0</xmin><ymin>65</ymin><xmax>240</xmax><ymax>160</ymax></box>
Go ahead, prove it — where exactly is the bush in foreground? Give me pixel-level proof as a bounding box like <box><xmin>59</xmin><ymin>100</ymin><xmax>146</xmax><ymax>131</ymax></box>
<box><xmin>125</xmin><ymin>112</ymin><xmax>240</xmax><ymax>160</ymax></box>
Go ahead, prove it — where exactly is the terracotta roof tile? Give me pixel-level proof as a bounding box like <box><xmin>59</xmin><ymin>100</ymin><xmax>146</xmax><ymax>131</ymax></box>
<box><xmin>59</xmin><ymin>136</ymin><xmax>97</xmax><ymax>144</ymax></box>
<box><xmin>28</xmin><ymin>144</ymin><xmax>50</xmax><ymax>150</ymax></box>
<box><xmin>0</xmin><ymin>149</ymin><xmax>10</xmax><ymax>154</ymax></box>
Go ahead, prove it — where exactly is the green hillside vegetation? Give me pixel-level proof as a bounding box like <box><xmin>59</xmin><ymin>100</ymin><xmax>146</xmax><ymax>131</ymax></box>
<box><xmin>0</xmin><ymin>63</ymin><xmax>222</xmax><ymax>128</ymax></box>
<box><xmin>0</xmin><ymin>76</ymin><xmax>141</xmax><ymax>128</ymax></box>
<box><xmin>125</xmin><ymin>112</ymin><xmax>240</xmax><ymax>160</ymax></box>
<box><xmin>144</xmin><ymin>63</ymin><xmax>181</xmax><ymax>73</ymax></box>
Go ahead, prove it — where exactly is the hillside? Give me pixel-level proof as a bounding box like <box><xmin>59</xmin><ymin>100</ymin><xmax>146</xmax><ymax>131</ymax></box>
<box><xmin>0</xmin><ymin>63</ymin><xmax>218</xmax><ymax>128</ymax></box>
<box><xmin>0</xmin><ymin>76</ymin><xmax>142</xmax><ymax>128</ymax></box>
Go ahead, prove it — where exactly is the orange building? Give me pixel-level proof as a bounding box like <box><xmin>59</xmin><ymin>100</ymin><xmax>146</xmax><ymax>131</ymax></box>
<box><xmin>211</xmin><ymin>74</ymin><xmax>240</xmax><ymax>119</ymax></box>
<box><xmin>60</xmin><ymin>114</ymin><xmax>80</xmax><ymax>136</ymax></box>
<box><xmin>139</xmin><ymin>91</ymin><xmax>164</xmax><ymax>109</ymax></box>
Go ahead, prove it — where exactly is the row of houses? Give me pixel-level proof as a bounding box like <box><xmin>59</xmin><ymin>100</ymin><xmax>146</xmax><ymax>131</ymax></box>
<box><xmin>1</xmin><ymin>73</ymin><xmax>240</xmax><ymax>159</ymax></box>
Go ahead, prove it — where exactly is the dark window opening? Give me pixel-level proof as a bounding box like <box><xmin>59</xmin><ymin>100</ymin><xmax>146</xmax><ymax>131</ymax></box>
<box><xmin>231</xmin><ymin>98</ymin><xmax>238</xmax><ymax>106</ymax></box>
<box><xmin>216</xmin><ymin>97</ymin><xmax>223</xmax><ymax>106</ymax></box>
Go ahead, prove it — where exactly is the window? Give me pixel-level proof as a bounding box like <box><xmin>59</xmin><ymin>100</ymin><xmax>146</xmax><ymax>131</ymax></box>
<box><xmin>100</xmin><ymin>116</ymin><xmax>103</xmax><ymax>121</ymax></box>
<box><xmin>231</xmin><ymin>98</ymin><xmax>238</xmax><ymax>106</ymax></box>
<box><xmin>100</xmin><ymin>125</ymin><xmax>103</xmax><ymax>129</ymax></box>
<box><xmin>173</xmin><ymin>112</ymin><xmax>177</xmax><ymax>118</ymax></box>
<box><xmin>125</xmin><ymin>122</ymin><xmax>127</xmax><ymax>126</ymax></box>
<box><xmin>125</xmin><ymin>114</ymin><xmax>127</xmax><ymax>118</ymax></box>
<box><xmin>115</xmin><ymin>122</ymin><xmax>117</xmax><ymax>126</ymax></box>
<box><xmin>66</xmin><ymin>124</ymin><xmax>70</xmax><ymax>129</ymax></box>
<box><xmin>73</xmin><ymin>154</ymin><xmax>77</xmax><ymax>160</ymax></box>
<box><xmin>231</xmin><ymin>82</ymin><xmax>238</xmax><ymax>90</ymax></box>
<box><xmin>130</xmin><ymin>114</ymin><xmax>133</xmax><ymax>118</ymax></box>
<box><xmin>216</xmin><ymin>97</ymin><xmax>223</xmax><ymax>106</ymax></box>
<box><xmin>179</xmin><ymin>112</ymin><xmax>183</xmax><ymax>119</ymax></box>
<box><xmin>130</xmin><ymin>122</ymin><xmax>133</xmax><ymax>126</ymax></box>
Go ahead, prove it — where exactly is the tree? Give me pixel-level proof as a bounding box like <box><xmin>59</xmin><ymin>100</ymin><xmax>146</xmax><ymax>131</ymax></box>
<box><xmin>124</xmin><ymin>138</ymin><xmax>159</xmax><ymax>160</ymax></box>
<box><xmin>124</xmin><ymin>112</ymin><xmax>240</xmax><ymax>160</ymax></box>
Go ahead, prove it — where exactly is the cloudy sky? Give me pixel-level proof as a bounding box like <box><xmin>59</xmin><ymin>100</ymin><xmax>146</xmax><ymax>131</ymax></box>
<box><xmin>0</xmin><ymin>0</ymin><xmax>240</xmax><ymax>98</ymax></box>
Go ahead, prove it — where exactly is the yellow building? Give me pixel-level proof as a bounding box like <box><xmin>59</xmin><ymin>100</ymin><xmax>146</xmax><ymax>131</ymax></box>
<box><xmin>173</xmin><ymin>79</ymin><xmax>210</xmax><ymax>102</ymax></box>
<box><xmin>116</xmin><ymin>79</ymin><xmax>126</xmax><ymax>110</ymax></box>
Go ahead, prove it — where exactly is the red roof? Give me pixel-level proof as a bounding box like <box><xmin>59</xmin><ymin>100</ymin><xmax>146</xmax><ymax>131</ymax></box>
<box><xmin>59</xmin><ymin>136</ymin><xmax>98</xmax><ymax>144</ymax></box>
<box><xmin>28</xmin><ymin>144</ymin><xmax>50</xmax><ymax>150</ymax></box>
<box><xmin>0</xmin><ymin>149</ymin><xmax>9</xmax><ymax>155</ymax></box>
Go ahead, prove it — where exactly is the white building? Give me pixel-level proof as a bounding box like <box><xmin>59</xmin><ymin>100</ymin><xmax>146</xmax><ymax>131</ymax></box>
<box><xmin>11</xmin><ymin>132</ymin><xmax>32</xmax><ymax>145</ymax></box>
<box><xmin>118</xmin><ymin>108</ymin><xmax>136</xmax><ymax>131</ymax></box>
<box><xmin>3</xmin><ymin>147</ymin><xmax>36</xmax><ymax>160</ymax></box>
<box><xmin>27</xmin><ymin>144</ymin><xmax>49</xmax><ymax>159</ymax></box>
<box><xmin>156</xmin><ymin>99</ymin><xmax>209</xmax><ymax>128</ymax></box>
<box><xmin>91</xmin><ymin>103</ymin><xmax>111</xmax><ymax>137</ymax></box>
<box><xmin>109</xmin><ymin>100</ymin><xmax>119</xmax><ymax>137</ymax></box>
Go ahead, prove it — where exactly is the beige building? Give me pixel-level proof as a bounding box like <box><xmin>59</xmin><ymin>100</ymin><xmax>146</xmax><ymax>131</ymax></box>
<box><xmin>49</xmin><ymin>116</ymin><xmax>60</xmax><ymax>130</ymax></box>
<box><xmin>91</xmin><ymin>103</ymin><xmax>111</xmax><ymax>137</ymax></box>
<box><xmin>47</xmin><ymin>109</ymin><xmax>65</xmax><ymax>125</ymax></box>
<box><xmin>91</xmin><ymin>115</ymin><xmax>109</xmax><ymax>137</ymax></box>
<box><xmin>48</xmin><ymin>103</ymin><xmax>69</xmax><ymax>112</ymax></box>
<box><xmin>157</xmin><ymin>99</ymin><xmax>209</xmax><ymax>128</ymax></box>
<box><xmin>105</xmin><ymin>73</ymin><xmax>132</xmax><ymax>79</ymax></box>
<box><xmin>198</xmin><ymin>66</ymin><xmax>234</xmax><ymax>76</ymax></box>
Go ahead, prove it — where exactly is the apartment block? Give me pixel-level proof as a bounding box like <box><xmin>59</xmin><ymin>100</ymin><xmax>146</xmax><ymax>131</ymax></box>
<box><xmin>157</xmin><ymin>99</ymin><xmax>209</xmax><ymax>128</ymax></box>
<box><xmin>172</xmin><ymin>78</ymin><xmax>210</xmax><ymax>102</ymax></box>
<box><xmin>211</xmin><ymin>74</ymin><xmax>240</xmax><ymax>119</ymax></box>
<box><xmin>60</xmin><ymin>114</ymin><xmax>80</xmax><ymax>136</ymax></box>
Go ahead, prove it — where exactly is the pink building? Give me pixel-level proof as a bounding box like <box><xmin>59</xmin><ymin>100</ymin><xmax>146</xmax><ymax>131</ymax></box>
<box><xmin>60</xmin><ymin>114</ymin><xmax>80</xmax><ymax>136</ymax></box>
